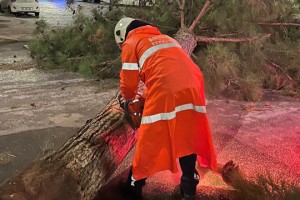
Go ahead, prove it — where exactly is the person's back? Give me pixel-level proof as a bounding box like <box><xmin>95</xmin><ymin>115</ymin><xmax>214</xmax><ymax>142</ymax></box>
<box><xmin>123</xmin><ymin>25</ymin><xmax>206</xmax><ymax>106</ymax></box>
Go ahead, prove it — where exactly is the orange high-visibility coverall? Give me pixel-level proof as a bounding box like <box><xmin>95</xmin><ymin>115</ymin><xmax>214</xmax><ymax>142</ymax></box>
<box><xmin>120</xmin><ymin>25</ymin><xmax>217</xmax><ymax>180</ymax></box>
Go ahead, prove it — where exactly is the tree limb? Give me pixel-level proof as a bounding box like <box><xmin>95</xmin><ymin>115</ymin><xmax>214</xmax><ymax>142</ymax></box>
<box><xmin>196</xmin><ymin>34</ymin><xmax>271</xmax><ymax>43</ymax></box>
<box><xmin>97</xmin><ymin>1</ymin><xmax>142</xmax><ymax>8</ymax></box>
<box><xmin>188</xmin><ymin>0</ymin><xmax>211</xmax><ymax>32</ymax></box>
<box><xmin>267</xmin><ymin>60</ymin><xmax>296</xmax><ymax>83</ymax></box>
<box><xmin>177</xmin><ymin>0</ymin><xmax>186</xmax><ymax>28</ymax></box>
<box><xmin>256</xmin><ymin>22</ymin><xmax>300</xmax><ymax>27</ymax></box>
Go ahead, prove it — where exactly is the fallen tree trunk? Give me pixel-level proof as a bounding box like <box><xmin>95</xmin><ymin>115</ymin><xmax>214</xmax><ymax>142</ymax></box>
<box><xmin>0</xmin><ymin>94</ymin><xmax>138</xmax><ymax>200</ymax></box>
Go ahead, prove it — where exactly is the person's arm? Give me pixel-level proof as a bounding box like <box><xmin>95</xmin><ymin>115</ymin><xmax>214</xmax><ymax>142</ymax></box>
<box><xmin>120</xmin><ymin>42</ymin><xmax>140</xmax><ymax>100</ymax></box>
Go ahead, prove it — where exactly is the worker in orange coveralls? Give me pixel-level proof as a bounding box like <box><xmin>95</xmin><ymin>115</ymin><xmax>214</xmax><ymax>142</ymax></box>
<box><xmin>114</xmin><ymin>17</ymin><xmax>217</xmax><ymax>200</ymax></box>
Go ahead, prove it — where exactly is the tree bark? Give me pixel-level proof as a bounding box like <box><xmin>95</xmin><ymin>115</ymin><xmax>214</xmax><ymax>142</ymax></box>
<box><xmin>174</xmin><ymin>27</ymin><xmax>198</xmax><ymax>56</ymax></box>
<box><xmin>177</xmin><ymin>0</ymin><xmax>186</xmax><ymax>28</ymax></box>
<box><xmin>196</xmin><ymin>34</ymin><xmax>271</xmax><ymax>43</ymax></box>
<box><xmin>188</xmin><ymin>0</ymin><xmax>211</xmax><ymax>32</ymax></box>
<box><xmin>256</xmin><ymin>22</ymin><xmax>300</xmax><ymax>27</ymax></box>
<box><xmin>0</xmin><ymin>94</ymin><xmax>138</xmax><ymax>200</ymax></box>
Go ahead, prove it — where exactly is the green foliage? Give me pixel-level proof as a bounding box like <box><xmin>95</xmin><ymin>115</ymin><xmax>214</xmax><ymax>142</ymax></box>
<box><xmin>30</xmin><ymin>12</ymin><xmax>119</xmax><ymax>78</ymax></box>
<box><xmin>222</xmin><ymin>162</ymin><xmax>300</xmax><ymax>200</ymax></box>
<box><xmin>194</xmin><ymin>44</ymin><xmax>239</xmax><ymax>95</ymax></box>
<box><xmin>33</xmin><ymin>19</ymin><xmax>48</xmax><ymax>35</ymax></box>
<box><xmin>233</xmin><ymin>173</ymin><xmax>300</xmax><ymax>200</ymax></box>
<box><xmin>193</xmin><ymin>0</ymin><xmax>299</xmax><ymax>99</ymax></box>
<box><xmin>29</xmin><ymin>0</ymin><xmax>300</xmax><ymax>100</ymax></box>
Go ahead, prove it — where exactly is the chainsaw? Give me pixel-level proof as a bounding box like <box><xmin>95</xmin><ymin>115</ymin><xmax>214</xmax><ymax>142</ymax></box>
<box><xmin>118</xmin><ymin>95</ymin><xmax>144</xmax><ymax>130</ymax></box>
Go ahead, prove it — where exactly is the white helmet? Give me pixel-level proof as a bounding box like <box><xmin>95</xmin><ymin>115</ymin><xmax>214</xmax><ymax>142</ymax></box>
<box><xmin>114</xmin><ymin>17</ymin><xmax>135</xmax><ymax>44</ymax></box>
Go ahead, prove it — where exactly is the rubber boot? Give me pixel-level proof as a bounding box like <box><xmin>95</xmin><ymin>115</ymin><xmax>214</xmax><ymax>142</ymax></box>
<box><xmin>120</xmin><ymin>168</ymin><xmax>146</xmax><ymax>200</ymax></box>
<box><xmin>180</xmin><ymin>170</ymin><xmax>200</xmax><ymax>200</ymax></box>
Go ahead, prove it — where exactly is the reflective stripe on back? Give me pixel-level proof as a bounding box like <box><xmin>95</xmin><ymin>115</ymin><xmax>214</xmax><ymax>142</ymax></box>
<box><xmin>122</xmin><ymin>63</ymin><xmax>139</xmax><ymax>70</ymax></box>
<box><xmin>141</xmin><ymin>103</ymin><xmax>206</xmax><ymax>124</ymax></box>
<box><xmin>139</xmin><ymin>42</ymin><xmax>181</xmax><ymax>69</ymax></box>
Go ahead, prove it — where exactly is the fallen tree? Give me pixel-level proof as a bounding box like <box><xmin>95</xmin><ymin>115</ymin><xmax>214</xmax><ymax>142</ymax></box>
<box><xmin>0</xmin><ymin>2</ymin><xmax>227</xmax><ymax>199</ymax></box>
<box><xmin>1</xmin><ymin>1</ymin><xmax>299</xmax><ymax>199</ymax></box>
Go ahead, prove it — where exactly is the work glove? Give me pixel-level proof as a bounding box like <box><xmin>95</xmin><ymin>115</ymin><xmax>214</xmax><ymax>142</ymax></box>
<box><xmin>118</xmin><ymin>93</ymin><xmax>127</xmax><ymax>110</ymax></box>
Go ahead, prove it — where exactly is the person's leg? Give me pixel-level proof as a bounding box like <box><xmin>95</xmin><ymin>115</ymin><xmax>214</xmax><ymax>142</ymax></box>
<box><xmin>179</xmin><ymin>154</ymin><xmax>200</xmax><ymax>199</ymax></box>
<box><xmin>123</xmin><ymin>167</ymin><xmax>147</xmax><ymax>200</ymax></box>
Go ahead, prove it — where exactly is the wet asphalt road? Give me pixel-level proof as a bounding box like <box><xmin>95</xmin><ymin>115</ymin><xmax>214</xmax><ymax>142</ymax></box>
<box><xmin>0</xmin><ymin>0</ymin><xmax>117</xmax><ymax>183</ymax></box>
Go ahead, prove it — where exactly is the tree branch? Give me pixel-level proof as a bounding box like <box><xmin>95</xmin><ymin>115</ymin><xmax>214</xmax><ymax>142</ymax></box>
<box><xmin>97</xmin><ymin>1</ymin><xmax>143</xmax><ymax>8</ymax></box>
<box><xmin>188</xmin><ymin>0</ymin><xmax>211</xmax><ymax>32</ymax></box>
<box><xmin>196</xmin><ymin>34</ymin><xmax>271</xmax><ymax>43</ymax></box>
<box><xmin>177</xmin><ymin>0</ymin><xmax>185</xmax><ymax>28</ymax></box>
<box><xmin>256</xmin><ymin>22</ymin><xmax>300</xmax><ymax>27</ymax></box>
<box><xmin>267</xmin><ymin>60</ymin><xmax>296</xmax><ymax>83</ymax></box>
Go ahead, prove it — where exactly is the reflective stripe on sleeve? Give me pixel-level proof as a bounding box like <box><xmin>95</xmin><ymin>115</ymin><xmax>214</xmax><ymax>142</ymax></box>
<box><xmin>141</xmin><ymin>103</ymin><xmax>206</xmax><ymax>124</ymax></box>
<box><xmin>139</xmin><ymin>42</ymin><xmax>181</xmax><ymax>69</ymax></box>
<box><xmin>122</xmin><ymin>63</ymin><xmax>139</xmax><ymax>70</ymax></box>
